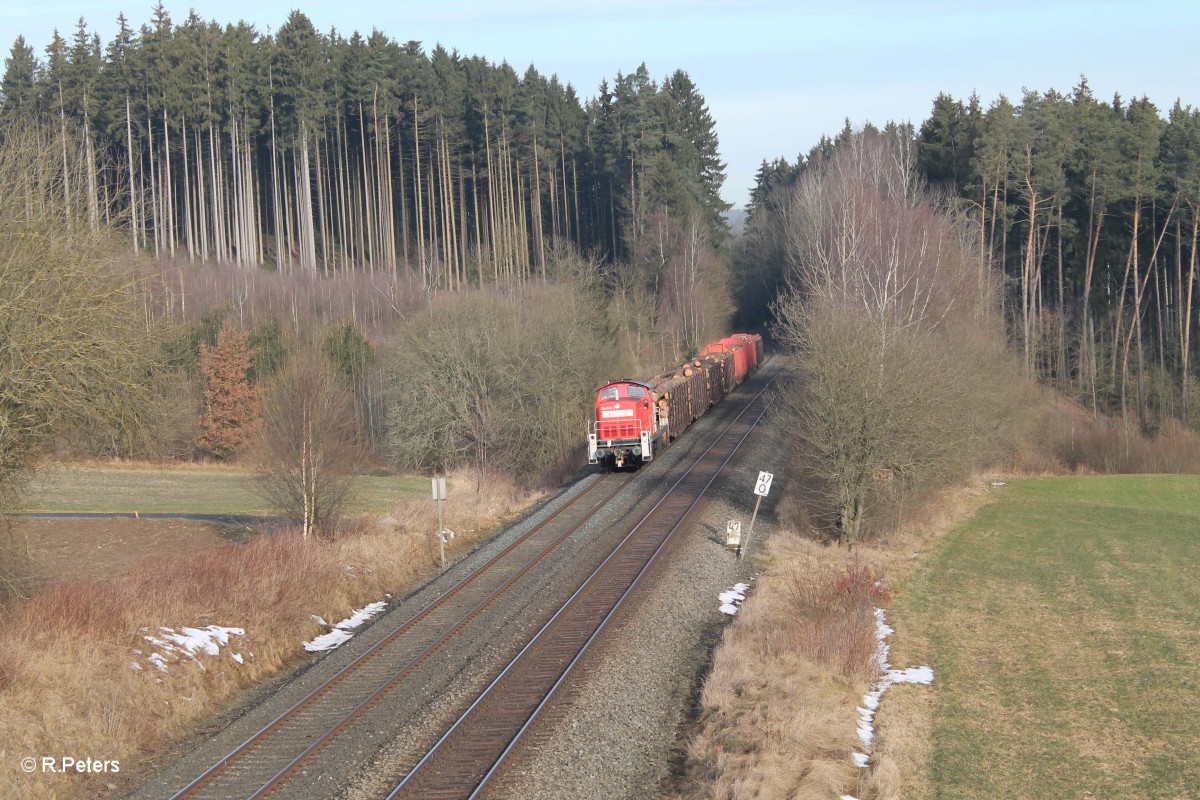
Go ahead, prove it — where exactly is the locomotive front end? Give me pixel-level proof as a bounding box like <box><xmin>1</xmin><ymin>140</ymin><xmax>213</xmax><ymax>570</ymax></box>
<box><xmin>588</xmin><ymin>380</ymin><xmax>659</xmax><ymax>468</ymax></box>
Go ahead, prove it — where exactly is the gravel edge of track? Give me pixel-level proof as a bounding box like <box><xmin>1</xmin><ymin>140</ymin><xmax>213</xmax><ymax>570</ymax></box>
<box><xmin>483</xmin><ymin>371</ymin><xmax>791</xmax><ymax>799</ymax></box>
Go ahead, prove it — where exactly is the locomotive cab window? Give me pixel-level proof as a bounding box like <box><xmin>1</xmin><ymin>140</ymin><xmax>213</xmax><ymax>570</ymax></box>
<box><xmin>600</xmin><ymin>387</ymin><xmax>619</xmax><ymax>401</ymax></box>
<box><xmin>626</xmin><ymin>385</ymin><xmax>646</xmax><ymax>398</ymax></box>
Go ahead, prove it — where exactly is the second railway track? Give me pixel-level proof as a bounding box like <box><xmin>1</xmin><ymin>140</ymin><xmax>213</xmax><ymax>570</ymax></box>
<box><xmin>165</xmin><ymin>472</ymin><xmax>633</xmax><ymax>800</ymax></box>
<box><xmin>387</xmin><ymin>379</ymin><xmax>773</xmax><ymax>799</ymax></box>
<box><xmin>136</xmin><ymin>362</ymin><xmax>777</xmax><ymax>800</ymax></box>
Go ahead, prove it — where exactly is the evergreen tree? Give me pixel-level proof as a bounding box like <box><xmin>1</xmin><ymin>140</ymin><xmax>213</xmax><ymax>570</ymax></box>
<box><xmin>0</xmin><ymin>36</ymin><xmax>39</xmax><ymax>119</ymax></box>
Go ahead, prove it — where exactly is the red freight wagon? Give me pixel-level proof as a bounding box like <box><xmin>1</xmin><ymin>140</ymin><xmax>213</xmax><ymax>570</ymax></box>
<box><xmin>699</xmin><ymin>342</ymin><xmax>737</xmax><ymax>389</ymax></box>
<box><xmin>734</xmin><ymin>333</ymin><xmax>760</xmax><ymax>370</ymax></box>
<box><xmin>719</xmin><ymin>337</ymin><xmax>751</xmax><ymax>383</ymax></box>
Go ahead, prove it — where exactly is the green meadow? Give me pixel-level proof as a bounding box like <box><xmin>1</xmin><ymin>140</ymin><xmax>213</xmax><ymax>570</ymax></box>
<box><xmin>896</xmin><ymin>475</ymin><xmax>1200</xmax><ymax>799</ymax></box>
<box><xmin>23</xmin><ymin>463</ymin><xmax>427</xmax><ymax>516</ymax></box>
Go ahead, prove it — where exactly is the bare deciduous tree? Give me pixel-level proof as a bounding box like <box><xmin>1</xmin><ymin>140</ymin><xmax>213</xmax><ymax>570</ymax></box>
<box><xmin>0</xmin><ymin>124</ymin><xmax>151</xmax><ymax>510</ymax></box>
<box><xmin>0</xmin><ymin>124</ymin><xmax>155</xmax><ymax>596</ymax></box>
<box><xmin>254</xmin><ymin>352</ymin><xmax>363</xmax><ymax>539</ymax></box>
<box><xmin>384</xmin><ymin>267</ymin><xmax>616</xmax><ymax>485</ymax></box>
<box><xmin>774</xmin><ymin>127</ymin><xmax>1024</xmax><ymax>545</ymax></box>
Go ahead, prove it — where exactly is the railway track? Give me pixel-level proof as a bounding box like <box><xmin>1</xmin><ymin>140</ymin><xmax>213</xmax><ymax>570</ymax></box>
<box><xmin>166</xmin><ymin>471</ymin><xmax>632</xmax><ymax>800</ymax></box>
<box><xmin>387</xmin><ymin>381</ymin><xmax>772</xmax><ymax>799</ymax></box>
<box><xmin>153</xmin><ymin>370</ymin><xmax>773</xmax><ymax>800</ymax></box>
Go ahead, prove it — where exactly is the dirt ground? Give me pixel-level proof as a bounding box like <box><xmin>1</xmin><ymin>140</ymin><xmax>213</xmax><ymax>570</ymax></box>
<box><xmin>13</xmin><ymin>517</ymin><xmax>233</xmax><ymax>583</ymax></box>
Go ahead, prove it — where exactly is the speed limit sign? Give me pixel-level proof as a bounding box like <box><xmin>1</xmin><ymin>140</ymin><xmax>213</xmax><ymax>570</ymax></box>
<box><xmin>754</xmin><ymin>471</ymin><xmax>774</xmax><ymax>497</ymax></box>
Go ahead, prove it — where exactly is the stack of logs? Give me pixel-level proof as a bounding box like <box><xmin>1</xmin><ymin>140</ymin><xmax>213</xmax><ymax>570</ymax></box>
<box><xmin>648</xmin><ymin>333</ymin><xmax>762</xmax><ymax>441</ymax></box>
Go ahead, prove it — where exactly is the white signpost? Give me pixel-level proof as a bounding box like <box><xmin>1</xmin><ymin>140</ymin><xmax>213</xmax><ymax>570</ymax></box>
<box><xmin>432</xmin><ymin>476</ymin><xmax>448</xmax><ymax>570</ymax></box>
<box><xmin>741</xmin><ymin>471</ymin><xmax>774</xmax><ymax>560</ymax></box>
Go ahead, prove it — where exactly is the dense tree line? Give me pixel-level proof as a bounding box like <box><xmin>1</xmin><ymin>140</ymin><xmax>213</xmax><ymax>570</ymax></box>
<box><xmin>0</xmin><ymin>6</ymin><xmax>728</xmax><ymax>283</ymax></box>
<box><xmin>740</xmin><ymin>81</ymin><xmax>1200</xmax><ymax>432</ymax></box>
<box><xmin>0</xmin><ymin>6</ymin><xmax>738</xmax><ymax>530</ymax></box>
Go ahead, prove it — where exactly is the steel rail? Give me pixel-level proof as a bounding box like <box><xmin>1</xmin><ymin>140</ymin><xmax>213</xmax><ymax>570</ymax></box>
<box><xmin>388</xmin><ymin>381</ymin><xmax>773</xmax><ymax>799</ymax></box>
<box><xmin>168</xmin><ymin>471</ymin><xmax>629</xmax><ymax>800</ymax></box>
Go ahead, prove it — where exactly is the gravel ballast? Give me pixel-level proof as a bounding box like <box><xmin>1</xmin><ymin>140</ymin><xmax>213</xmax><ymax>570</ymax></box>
<box><xmin>126</xmin><ymin>363</ymin><xmax>789</xmax><ymax>800</ymax></box>
<box><xmin>483</xmin><ymin>370</ymin><xmax>791</xmax><ymax>799</ymax></box>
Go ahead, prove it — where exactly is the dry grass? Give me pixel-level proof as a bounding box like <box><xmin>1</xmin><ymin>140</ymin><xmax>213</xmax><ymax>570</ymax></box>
<box><xmin>1022</xmin><ymin>398</ymin><xmax>1200</xmax><ymax>476</ymax></box>
<box><xmin>383</xmin><ymin>467</ymin><xmax>546</xmax><ymax>565</ymax></box>
<box><xmin>680</xmin><ymin>595</ymin><xmax>865</xmax><ymax>795</ymax></box>
<box><xmin>676</xmin><ymin>481</ymin><xmax>996</xmax><ymax>800</ymax></box>
<box><xmin>0</xmin><ymin>467</ymin><xmax>539</xmax><ymax>799</ymax></box>
<box><xmin>677</xmin><ymin>533</ymin><xmax>884</xmax><ymax>799</ymax></box>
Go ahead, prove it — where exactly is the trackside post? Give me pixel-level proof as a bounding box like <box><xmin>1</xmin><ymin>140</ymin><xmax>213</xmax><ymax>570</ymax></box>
<box><xmin>740</xmin><ymin>471</ymin><xmax>773</xmax><ymax>560</ymax></box>
<box><xmin>432</xmin><ymin>476</ymin><xmax>448</xmax><ymax>570</ymax></box>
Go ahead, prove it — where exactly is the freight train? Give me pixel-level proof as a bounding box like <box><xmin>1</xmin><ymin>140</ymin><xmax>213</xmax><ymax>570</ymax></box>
<box><xmin>587</xmin><ymin>333</ymin><xmax>764</xmax><ymax>469</ymax></box>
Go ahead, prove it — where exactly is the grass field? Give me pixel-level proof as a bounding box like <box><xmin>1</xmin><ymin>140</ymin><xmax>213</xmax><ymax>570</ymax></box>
<box><xmin>23</xmin><ymin>462</ymin><xmax>428</xmax><ymax>516</ymax></box>
<box><xmin>893</xmin><ymin>475</ymin><xmax>1200</xmax><ymax>799</ymax></box>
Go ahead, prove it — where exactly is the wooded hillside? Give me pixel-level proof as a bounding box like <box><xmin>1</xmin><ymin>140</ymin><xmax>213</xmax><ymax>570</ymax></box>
<box><xmin>0</xmin><ymin>6</ymin><xmax>728</xmax><ymax>281</ymax></box>
<box><xmin>741</xmin><ymin>81</ymin><xmax>1200</xmax><ymax>431</ymax></box>
<box><xmin>0</xmin><ymin>6</ymin><xmax>738</xmax><ymax>512</ymax></box>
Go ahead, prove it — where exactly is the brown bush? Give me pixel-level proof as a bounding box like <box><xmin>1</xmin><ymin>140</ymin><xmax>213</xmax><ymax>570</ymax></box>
<box><xmin>783</xmin><ymin>561</ymin><xmax>889</xmax><ymax>682</ymax></box>
<box><xmin>197</xmin><ymin>323</ymin><xmax>260</xmax><ymax>459</ymax></box>
<box><xmin>1031</xmin><ymin>406</ymin><xmax>1200</xmax><ymax>475</ymax></box>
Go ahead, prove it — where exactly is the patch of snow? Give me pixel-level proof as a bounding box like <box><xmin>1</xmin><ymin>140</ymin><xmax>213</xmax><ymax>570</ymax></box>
<box><xmin>334</xmin><ymin>601</ymin><xmax>387</xmax><ymax>631</ymax></box>
<box><xmin>163</xmin><ymin>625</ymin><xmax>243</xmax><ymax>656</ymax></box>
<box><xmin>230</xmin><ymin>652</ymin><xmax>244</xmax><ymax>664</ymax></box>
<box><xmin>302</xmin><ymin>599</ymin><xmax>389</xmax><ymax>652</ymax></box>
<box><xmin>135</xmin><ymin>624</ymin><xmax>246</xmax><ymax>674</ymax></box>
<box><xmin>718</xmin><ymin>583</ymin><xmax>750</xmax><ymax>616</ymax></box>
<box><xmin>311</xmin><ymin>615</ymin><xmax>328</xmax><ymax>627</ymax></box>
<box><xmin>130</xmin><ymin>661</ymin><xmax>143</xmax><ymax>671</ymax></box>
<box><xmin>304</xmin><ymin>628</ymin><xmax>354</xmax><ymax>652</ymax></box>
<box><xmin>890</xmin><ymin>665</ymin><xmax>934</xmax><ymax>685</ymax></box>
<box><xmin>853</xmin><ymin>607</ymin><xmax>934</xmax><ymax>769</ymax></box>
<box><xmin>991</xmin><ymin>481</ymin><xmax>1008</xmax><ymax>487</ymax></box>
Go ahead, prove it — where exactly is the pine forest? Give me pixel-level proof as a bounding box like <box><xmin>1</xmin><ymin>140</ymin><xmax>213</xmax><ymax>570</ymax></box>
<box><xmin>741</xmin><ymin>82</ymin><xmax>1200</xmax><ymax>431</ymax></box>
<box><xmin>1</xmin><ymin>8</ymin><xmax>727</xmax><ymax>283</ymax></box>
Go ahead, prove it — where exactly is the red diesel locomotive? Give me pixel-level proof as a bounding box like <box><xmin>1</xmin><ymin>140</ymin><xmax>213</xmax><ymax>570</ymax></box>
<box><xmin>587</xmin><ymin>333</ymin><xmax>763</xmax><ymax>468</ymax></box>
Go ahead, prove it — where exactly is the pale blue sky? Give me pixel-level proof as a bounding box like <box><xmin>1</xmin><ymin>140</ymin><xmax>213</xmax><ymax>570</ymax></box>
<box><xmin>2</xmin><ymin>0</ymin><xmax>1197</xmax><ymax>207</ymax></box>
